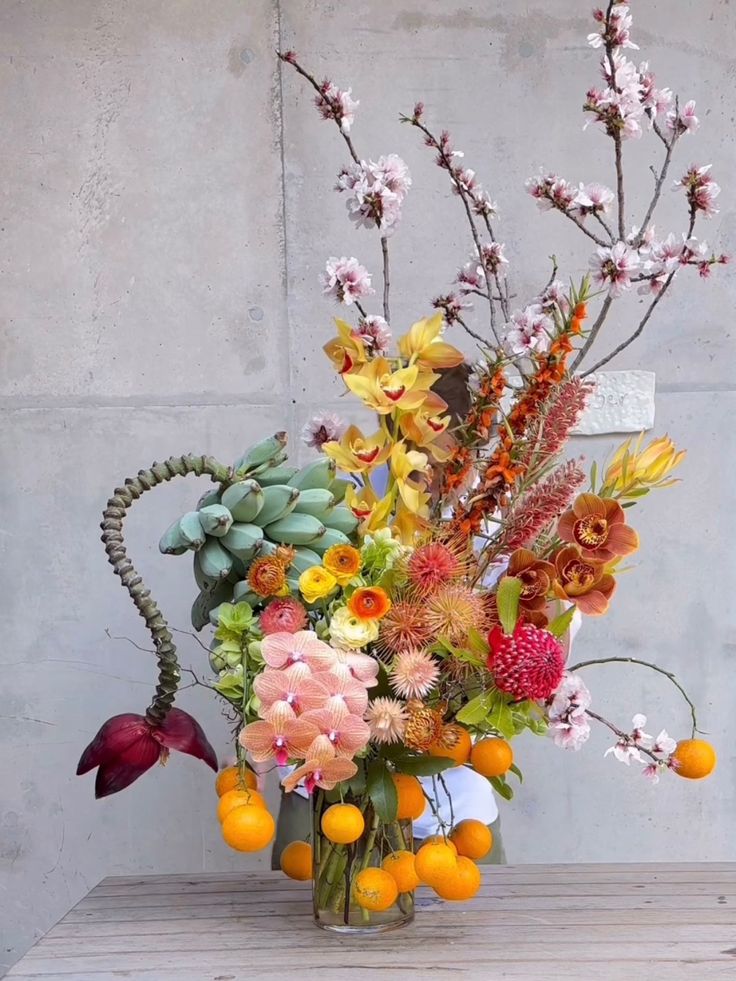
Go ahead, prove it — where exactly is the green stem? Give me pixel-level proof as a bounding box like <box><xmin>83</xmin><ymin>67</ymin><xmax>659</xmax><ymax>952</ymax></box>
<box><xmin>569</xmin><ymin>656</ymin><xmax>699</xmax><ymax>739</ymax></box>
<box><xmin>99</xmin><ymin>454</ymin><xmax>232</xmax><ymax>724</ymax></box>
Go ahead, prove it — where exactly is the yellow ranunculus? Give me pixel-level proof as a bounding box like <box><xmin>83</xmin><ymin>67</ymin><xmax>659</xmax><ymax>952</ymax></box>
<box><xmin>322</xmin><ymin>424</ymin><xmax>390</xmax><ymax>474</ymax></box>
<box><xmin>601</xmin><ymin>434</ymin><xmax>686</xmax><ymax>498</ymax></box>
<box><xmin>397</xmin><ymin>312</ymin><xmax>465</xmax><ymax>368</ymax></box>
<box><xmin>323</xmin><ymin>318</ymin><xmax>367</xmax><ymax>374</ymax></box>
<box><xmin>298</xmin><ymin>566</ymin><xmax>338</xmax><ymax>604</ymax></box>
<box><xmin>328</xmin><ymin>605</ymin><xmax>380</xmax><ymax>649</ymax></box>
<box><xmin>343</xmin><ymin>357</ymin><xmax>438</xmax><ymax>415</ymax></box>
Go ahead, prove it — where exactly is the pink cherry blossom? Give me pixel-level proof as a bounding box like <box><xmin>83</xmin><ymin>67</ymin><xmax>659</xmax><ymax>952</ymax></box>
<box><xmin>667</xmin><ymin>99</ymin><xmax>699</xmax><ymax>135</ymax></box>
<box><xmin>652</xmin><ymin>729</ymin><xmax>677</xmax><ymax>755</ymax></box>
<box><xmin>261</xmin><ymin>631</ymin><xmax>338</xmax><ymax>672</ymax></box>
<box><xmin>301</xmin><ymin>703</ymin><xmax>370</xmax><ymax>757</ymax></box>
<box><xmin>355</xmin><ymin>315</ymin><xmax>391</xmax><ymax>355</ymax></box>
<box><xmin>547</xmin><ymin>673</ymin><xmax>592</xmax><ymax>751</ymax></box>
<box><xmin>642</xmin><ymin>762</ymin><xmax>662</xmax><ymax>784</ymax></box>
<box><xmin>480</xmin><ymin>241</ymin><xmax>508</xmax><ymax>274</ymax></box>
<box><xmin>239</xmin><ymin>703</ymin><xmax>320</xmax><ymax>765</ymax></box>
<box><xmin>503</xmin><ymin>304</ymin><xmax>553</xmax><ymax>357</ymax></box>
<box><xmin>457</xmin><ymin>260</ymin><xmax>485</xmax><ymax>291</ymax></box>
<box><xmin>314</xmin><ymin>82</ymin><xmax>358</xmax><ymax>133</ymax></box>
<box><xmin>336</xmin><ymin>156</ymin><xmax>410</xmax><ymax>233</ymax></box>
<box><xmin>604</xmin><ymin>739</ymin><xmax>643</xmax><ymax>766</ymax></box>
<box><xmin>589</xmin><ymin>241</ymin><xmax>640</xmax><ymax>296</ymax></box>
<box><xmin>587</xmin><ymin>4</ymin><xmax>638</xmax><ymax>51</ymax></box>
<box><xmin>631</xmin><ymin>713</ymin><xmax>653</xmax><ymax>748</ymax></box>
<box><xmin>301</xmin><ymin>411</ymin><xmax>347</xmax><ymax>449</ymax></box>
<box><xmin>639</xmin><ymin>62</ymin><xmax>673</xmax><ymax>117</ymax></box>
<box><xmin>574</xmin><ymin>182</ymin><xmax>614</xmax><ymax>217</ymax></box>
<box><xmin>537</xmin><ymin>279</ymin><xmax>571</xmax><ymax>316</ymax></box>
<box><xmin>526</xmin><ymin>172</ymin><xmax>577</xmax><ymax>212</ymax></box>
<box><xmin>677</xmin><ymin>164</ymin><xmax>720</xmax><ymax>217</ymax></box>
<box><xmin>432</xmin><ymin>293</ymin><xmax>472</xmax><ymax>325</ymax></box>
<box><xmin>320</xmin><ymin>256</ymin><xmax>374</xmax><ymax>304</ymax></box>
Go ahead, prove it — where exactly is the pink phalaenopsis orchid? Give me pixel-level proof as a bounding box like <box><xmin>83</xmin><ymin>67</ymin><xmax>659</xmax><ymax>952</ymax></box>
<box><xmin>240</xmin><ymin>702</ymin><xmax>320</xmax><ymax>765</ymax></box>
<box><xmin>301</xmin><ymin>703</ymin><xmax>370</xmax><ymax>757</ymax></box>
<box><xmin>332</xmin><ymin>647</ymin><xmax>380</xmax><ymax>687</ymax></box>
<box><xmin>262</xmin><ymin>630</ymin><xmax>338</xmax><ymax>672</ymax></box>
<box><xmin>253</xmin><ymin>663</ymin><xmax>326</xmax><ymax>715</ymax></box>
<box><xmin>281</xmin><ymin>740</ymin><xmax>358</xmax><ymax>794</ymax></box>
<box><xmin>311</xmin><ymin>669</ymin><xmax>370</xmax><ymax>716</ymax></box>
<box><xmin>77</xmin><ymin>708</ymin><xmax>217</xmax><ymax>799</ymax></box>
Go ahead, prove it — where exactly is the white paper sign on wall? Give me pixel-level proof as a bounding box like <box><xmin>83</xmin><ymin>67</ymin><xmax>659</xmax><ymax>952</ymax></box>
<box><xmin>572</xmin><ymin>370</ymin><xmax>656</xmax><ymax>435</ymax></box>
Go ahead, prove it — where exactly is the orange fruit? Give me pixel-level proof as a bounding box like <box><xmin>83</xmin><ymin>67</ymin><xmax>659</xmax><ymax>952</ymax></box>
<box><xmin>470</xmin><ymin>737</ymin><xmax>514</xmax><ymax>777</ymax></box>
<box><xmin>450</xmin><ymin>819</ymin><xmax>493</xmax><ymax>860</ymax></box>
<box><xmin>414</xmin><ymin>841</ymin><xmax>458</xmax><ymax>887</ymax></box>
<box><xmin>353</xmin><ymin>868</ymin><xmax>399</xmax><ymax>911</ymax></box>
<box><xmin>280</xmin><ymin>840</ymin><xmax>313</xmax><ymax>881</ymax></box>
<box><xmin>671</xmin><ymin>739</ymin><xmax>717</xmax><ymax>780</ymax></box>
<box><xmin>221</xmin><ymin>804</ymin><xmax>275</xmax><ymax>852</ymax></box>
<box><xmin>216</xmin><ymin>765</ymin><xmax>257</xmax><ymax>797</ymax></box>
<box><xmin>382</xmin><ymin>850</ymin><xmax>421</xmax><ymax>893</ymax></box>
<box><xmin>217</xmin><ymin>788</ymin><xmax>267</xmax><ymax>823</ymax></box>
<box><xmin>392</xmin><ymin>773</ymin><xmax>426</xmax><ymax>821</ymax></box>
<box><xmin>320</xmin><ymin>803</ymin><xmax>365</xmax><ymax>844</ymax></box>
<box><xmin>428</xmin><ymin>725</ymin><xmax>472</xmax><ymax>766</ymax></box>
<box><xmin>433</xmin><ymin>855</ymin><xmax>482</xmax><ymax>901</ymax></box>
<box><xmin>420</xmin><ymin>834</ymin><xmax>458</xmax><ymax>854</ymax></box>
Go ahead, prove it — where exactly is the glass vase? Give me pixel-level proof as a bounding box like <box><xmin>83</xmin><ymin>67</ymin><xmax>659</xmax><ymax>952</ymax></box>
<box><xmin>311</xmin><ymin>792</ymin><xmax>415</xmax><ymax>933</ymax></box>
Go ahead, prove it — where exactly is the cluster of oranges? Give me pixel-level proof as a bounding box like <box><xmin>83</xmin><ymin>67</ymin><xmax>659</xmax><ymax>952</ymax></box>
<box><xmin>215</xmin><ymin>765</ymin><xmax>276</xmax><ymax>853</ymax></box>
<box><xmin>427</xmin><ymin>727</ymin><xmax>515</xmax><ymax>778</ymax></box>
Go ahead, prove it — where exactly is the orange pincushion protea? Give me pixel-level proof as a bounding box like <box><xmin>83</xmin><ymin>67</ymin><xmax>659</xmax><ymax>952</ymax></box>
<box><xmin>552</xmin><ymin>544</ymin><xmax>616</xmax><ymax>615</ymax></box>
<box><xmin>378</xmin><ymin>600</ymin><xmax>434</xmax><ymax>657</ymax></box>
<box><xmin>347</xmin><ymin>586</ymin><xmax>391</xmax><ymax>621</ymax></box>
<box><xmin>403</xmin><ymin>700</ymin><xmax>444</xmax><ymax>751</ymax></box>
<box><xmin>557</xmin><ymin>492</ymin><xmax>639</xmax><ymax>563</ymax></box>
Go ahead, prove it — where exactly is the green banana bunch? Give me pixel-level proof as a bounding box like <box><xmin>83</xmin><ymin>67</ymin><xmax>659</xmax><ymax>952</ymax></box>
<box><xmin>157</xmin><ymin>432</ymin><xmax>360</xmax><ymax>628</ymax></box>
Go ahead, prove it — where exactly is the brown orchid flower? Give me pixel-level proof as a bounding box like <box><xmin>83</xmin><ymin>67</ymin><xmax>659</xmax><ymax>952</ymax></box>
<box><xmin>557</xmin><ymin>492</ymin><xmax>639</xmax><ymax>563</ymax></box>
<box><xmin>504</xmin><ymin>549</ymin><xmax>557</xmax><ymax>626</ymax></box>
<box><xmin>552</xmin><ymin>544</ymin><xmax>616</xmax><ymax>616</ymax></box>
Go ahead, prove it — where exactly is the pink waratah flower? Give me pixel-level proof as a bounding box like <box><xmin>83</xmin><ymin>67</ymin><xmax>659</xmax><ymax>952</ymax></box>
<box><xmin>301</xmin><ymin>411</ymin><xmax>347</xmax><ymax>450</ymax></box>
<box><xmin>589</xmin><ymin>241</ymin><xmax>640</xmax><ymax>296</ymax></box>
<box><xmin>253</xmin><ymin>664</ymin><xmax>327</xmax><ymax>715</ymax></box>
<box><xmin>261</xmin><ymin>631</ymin><xmax>338</xmax><ymax>673</ymax></box>
<box><xmin>301</xmin><ymin>703</ymin><xmax>370</xmax><ymax>757</ymax></box>
<box><xmin>355</xmin><ymin>315</ymin><xmax>391</xmax><ymax>355</ymax></box>
<box><xmin>677</xmin><ymin>164</ymin><xmax>720</xmax><ymax>218</ymax></box>
<box><xmin>547</xmin><ymin>673</ymin><xmax>591</xmax><ymax>751</ymax></box>
<box><xmin>281</xmin><ymin>741</ymin><xmax>357</xmax><ymax>794</ymax></box>
<box><xmin>574</xmin><ymin>183</ymin><xmax>614</xmax><ymax>217</ymax></box>
<box><xmin>667</xmin><ymin>99</ymin><xmax>699</xmax><ymax>136</ymax></box>
<box><xmin>77</xmin><ymin>708</ymin><xmax>217</xmax><ymax>799</ymax></box>
<box><xmin>389</xmin><ymin>649</ymin><xmax>440</xmax><ymax>699</ymax></box>
<box><xmin>364</xmin><ymin>697</ymin><xmax>408</xmax><ymax>744</ymax></box>
<box><xmin>331</xmin><ymin>648</ymin><xmax>380</xmax><ymax>687</ymax></box>
<box><xmin>314</xmin><ymin>82</ymin><xmax>358</xmax><ymax>134</ymax></box>
<box><xmin>503</xmin><ymin>304</ymin><xmax>553</xmax><ymax>357</ymax></box>
<box><xmin>321</xmin><ymin>256</ymin><xmax>374</xmax><ymax>305</ymax></box>
<box><xmin>239</xmin><ymin>702</ymin><xmax>320</xmax><ymax>765</ymax></box>
<box><xmin>309</xmin><ymin>670</ymin><xmax>370</xmax><ymax>716</ymax></box>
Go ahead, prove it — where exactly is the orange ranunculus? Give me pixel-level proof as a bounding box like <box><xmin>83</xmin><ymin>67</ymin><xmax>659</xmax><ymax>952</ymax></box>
<box><xmin>557</xmin><ymin>493</ymin><xmax>639</xmax><ymax>564</ymax></box>
<box><xmin>552</xmin><ymin>544</ymin><xmax>616</xmax><ymax>616</ymax></box>
<box><xmin>347</xmin><ymin>586</ymin><xmax>392</xmax><ymax>621</ymax></box>
<box><xmin>323</xmin><ymin>545</ymin><xmax>362</xmax><ymax>586</ymax></box>
<box><xmin>323</xmin><ymin>318</ymin><xmax>367</xmax><ymax>374</ymax></box>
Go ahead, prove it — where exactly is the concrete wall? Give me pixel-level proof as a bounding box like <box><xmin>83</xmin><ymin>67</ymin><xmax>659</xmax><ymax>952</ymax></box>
<box><xmin>1</xmin><ymin>0</ymin><xmax>734</xmax><ymax>971</ymax></box>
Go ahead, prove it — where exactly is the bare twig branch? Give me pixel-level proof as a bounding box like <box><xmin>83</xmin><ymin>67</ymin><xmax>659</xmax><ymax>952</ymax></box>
<box><xmin>380</xmin><ymin>236</ymin><xmax>391</xmax><ymax>323</ymax></box>
<box><xmin>456</xmin><ymin>314</ymin><xmax>491</xmax><ymax>346</ymax></box>
<box><xmin>569</xmin><ymin>295</ymin><xmax>614</xmax><ymax>371</ymax></box>
<box><xmin>105</xmin><ymin>629</ymin><xmax>154</xmax><ymax>655</ymax></box>
<box><xmin>586</xmin><ymin>709</ymin><xmax>662</xmax><ymax>762</ymax></box>
<box><xmin>635</xmin><ymin>113</ymin><xmax>680</xmax><ymax>247</ymax></box>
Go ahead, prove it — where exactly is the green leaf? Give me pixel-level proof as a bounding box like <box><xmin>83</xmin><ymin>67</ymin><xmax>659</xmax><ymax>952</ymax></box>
<box><xmin>547</xmin><ymin>605</ymin><xmax>577</xmax><ymax>638</ymax></box>
<box><xmin>490</xmin><ymin>775</ymin><xmax>514</xmax><ymax>801</ymax></box>
<box><xmin>488</xmin><ymin>699</ymin><xmax>515</xmax><ymax>739</ymax></box>
<box><xmin>509</xmin><ymin>763</ymin><xmax>523</xmax><ymax>783</ymax></box>
<box><xmin>456</xmin><ymin>691</ymin><xmax>496</xmax><ymax>726</ymax></box>
<box><xmin>366</xmin><ymin>760</ymin><xmax>398</xmax><ymax>823</ymax></box>
<box><xmin>346</xmin><ymin>761</ymin><xmax>367</xmax><ymax>796</ymax></box>
<box><xmin>496</xmin><ymin>576</ymin><xmax>522</xmax><ymax>635</ymax></box>
<box><xmin>589</xmin><ymin>459</ymin><xmax>598</xmax><ymax>493</ymax></box>
<box><xmin>392</xmin><ymin>756</ymin><xmax>457</xmax><ymax>777</ymax></box>
<box><xmin>466</xmin><ymin>627</ymin><xmax>490</xmax><ymax>657</ymax></box>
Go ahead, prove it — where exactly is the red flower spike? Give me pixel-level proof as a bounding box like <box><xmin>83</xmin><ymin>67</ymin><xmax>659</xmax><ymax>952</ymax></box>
<box><xmin>77</xmin><ymin>708</ymin><xmax>217</xmax><ymax>799</ymax></box>
<box><xmin>487</xmin><ymin>622</ymin><xmax>566</xmax><ymax>702</ymax></box>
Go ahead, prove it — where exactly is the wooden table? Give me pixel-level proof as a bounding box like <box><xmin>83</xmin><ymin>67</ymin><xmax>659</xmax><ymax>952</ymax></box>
<box><xmin>8</xmin><ymin>864</ymin><xmax>736</xmax><ymax>980</ymax></box>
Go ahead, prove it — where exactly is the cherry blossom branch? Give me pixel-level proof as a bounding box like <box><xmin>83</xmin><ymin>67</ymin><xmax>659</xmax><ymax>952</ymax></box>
<box><xmin>456</xmin><ymin>314</ymin><xmax>491</xmax><ymax>346</ymax></box>
<box><xmin>569</xmin><ymin>295</ymin><xmax>614</xmax><ymax>371</ymax></box>
<box><xmin>402</xmin><ymin>111</ymin><xmax>502</xmax><ymax>347</ymax></box>
<box><xmin>592</xmin><ymin>211</ymin><xmax>615</xmax><ymax>242</ymax></box>
<box><xmin>635</xmin><ymin>113</ymin><xmax>680</xmax><ymax>248</ymax></box>
<box><xmin>582</xmin><ymin>211</ymin><xmax>697</xmax><ymax>374</ymax></box>
<box><xmin>586</xmin><ymin>709</ymin><xmax>661</xmax><ymax>762</ymax></box>
<box><xmin>380</xmin><ymin>236</ymin><xmax>391</xmax><ymax>322</ymax></box>
<box><xmin>602</xmin><ymin>2</ymin><xmax>626</xmax><ymax>239</ymax></box>
<box><xmin>569</xmin><ymin>656</ymin><xmax>698</xmax><ymax>738</ymax></box>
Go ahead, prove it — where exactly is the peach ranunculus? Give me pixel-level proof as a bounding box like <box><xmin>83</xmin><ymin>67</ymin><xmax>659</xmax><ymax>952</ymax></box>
<box><xmin>552</xmin><ymin>544</ymin><xmax>616</xmax><ymax>616</ymax></box>
<box><xmin>557</xmin><ymin>492</ymin><xmax>639</xmax><ymax>563</ymax></box>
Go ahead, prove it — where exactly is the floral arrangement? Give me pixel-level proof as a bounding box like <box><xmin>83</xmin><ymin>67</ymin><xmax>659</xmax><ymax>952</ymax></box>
<box><xmin>78</xmin><ymin>3</ymin><xmax>722</xmax><ymax>926</ymax></box>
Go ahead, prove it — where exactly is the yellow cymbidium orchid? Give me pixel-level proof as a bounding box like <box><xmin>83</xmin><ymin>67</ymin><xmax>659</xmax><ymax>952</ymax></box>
<box><xmin>343</xmin><ymin>357</ymin><xmax>439</xmax><ymax>415</ymax></box>
<box><xmin>344</xmin><ymin>484</ymin><xmax>394</xmax><ymax>534</ymax></box>
<box><xmin>601</xmin><ymin>434</ymin><xmax>686</xmax><ymax>498</ymax></box>
<box><xmin>323</xmin><ymin>318</ymin><xmax>367</xmax><ymax>374</ymax></box>
<box><xmin>391</xmin><ymin>497</ymin><xmax>430</xmax><ymax>545</ymax></box>
<box><xmin>397</xmin><ymin>312</ymin><xmax>465</xmax><ymax>369</ymax></box>
<box><xmin>390</xmin><ymin>442</ymin><xmax>431</xmax><ymax>516</ymax></box>
<box><xmin>322</xmin><ymin>425</ymin><xmax>390</xmax><ymax>474</ymax></box>
<box><xmin>399</xmin><ymin>408</ymin><xmax>453</xmax><ymax>462</ymax></box>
